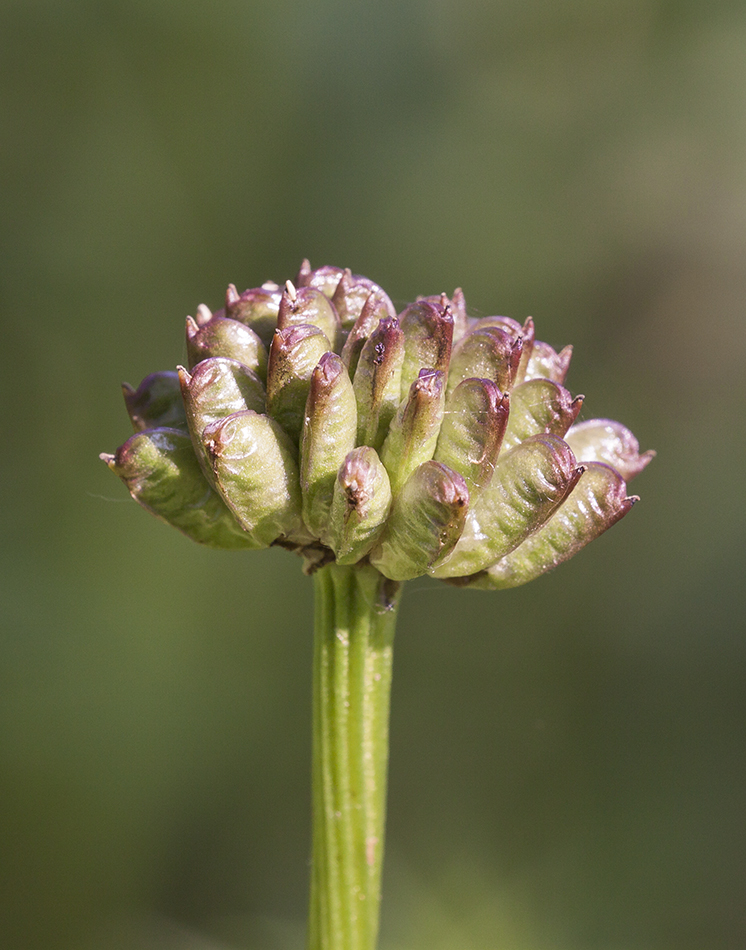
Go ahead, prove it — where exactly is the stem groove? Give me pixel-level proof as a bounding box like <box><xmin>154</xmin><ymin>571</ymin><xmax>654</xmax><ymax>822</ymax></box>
<box><xmin>309</xmin><ymin>564</ymin><xmax>401</xmax><ymax>950</ymax></box>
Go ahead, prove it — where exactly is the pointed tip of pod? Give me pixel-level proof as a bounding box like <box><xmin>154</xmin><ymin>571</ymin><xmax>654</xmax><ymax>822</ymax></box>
<box><xmin>99</xmin><ymin>452</ymin><xmax>116</xmax><ymax>467</ymax></box>
<box><xmin>336</xmin><ymin>269</ymin><xmax>354</xmax><ymax>296</ymax></box>
<box><xmin>452</xmin><ymin>287</ymin><xmax>467</xmax><ymax>314</ymax></box>
<box><xmin>314</xmin><ymin>349</ymin><xmax>345</xmax><ymax>384</ymax></box>
<box><xmin>185</xmin><ymin>315</ymin><xmax>200</xmax><ymax>340</ymax></box>
<box><xmin>571</xmin><ymin>464</ymin><xmax>587</xmax><ymax>490</ymax></box>
<box><xmin>558</xmin><ymin>344</ymin><xmax>573</xmax><ymax>377</ymax></box>
<box><xmin>195</xmin><ymin>304</ymin><xmax>212</xmax><ymax>327</ymax></box>
<box><xmin>121</xmin><ymin>381</ymin><xmax>137</xmax><ymax>418</ymax></box>
<box><xmin>570</xmin><ymin>393</ymin><xmax>585</xmax><ymax>421</ymax></box>
<box><xmin>225</xmin><ymin>284</ymin><xmax>240</xmax><ymax>307</ymax></box>
<box><xmin>296</xmin><ymin>258</ymin><xmax>312</xmax><ymax>285</ymax></box>
<box><xmin>271</xmin><ymin>321</ymin><xmax>330</xmax><ymax>352</ymax></box>
<box><xmin>284</xmin><ymin>279</ymin><xmax>297</xmax><ymax>302</ymax></box>
<box><xmin>509</xmin><ymin>335</ymin><xmax>524</xmax><ymax>382</ymax></box>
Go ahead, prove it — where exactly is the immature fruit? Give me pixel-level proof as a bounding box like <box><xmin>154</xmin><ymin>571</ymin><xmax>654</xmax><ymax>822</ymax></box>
<box><xmin>104</xmin><ymin>262</ymin><xmax>653</xmax><ymax>584</ymax></box>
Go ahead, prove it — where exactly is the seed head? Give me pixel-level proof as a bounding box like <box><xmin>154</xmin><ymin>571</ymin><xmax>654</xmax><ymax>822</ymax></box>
<box><xmin>102</xmin><ymin>262</ymin><xmax>653</xmax><ymax>587</ymax></box>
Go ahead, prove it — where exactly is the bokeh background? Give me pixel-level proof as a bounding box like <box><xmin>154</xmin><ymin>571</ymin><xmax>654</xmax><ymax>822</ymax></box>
<box><xmin>2</xmin><ymin>1</ymin><xmax>745</xmax><ymax>948</ymax></box>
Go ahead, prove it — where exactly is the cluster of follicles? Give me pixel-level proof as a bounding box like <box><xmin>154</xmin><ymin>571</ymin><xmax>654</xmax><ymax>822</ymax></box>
<box><xmin>102</xmin><ymin>261</ymin><xmax>653</xmax><ymax>588</ymax></box>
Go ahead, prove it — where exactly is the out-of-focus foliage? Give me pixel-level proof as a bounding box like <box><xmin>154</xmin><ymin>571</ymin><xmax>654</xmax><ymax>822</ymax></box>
<box><xmin>1</xmin><ymin>1</ymin><xmax>744</xmax><ymax>948</ymax></box>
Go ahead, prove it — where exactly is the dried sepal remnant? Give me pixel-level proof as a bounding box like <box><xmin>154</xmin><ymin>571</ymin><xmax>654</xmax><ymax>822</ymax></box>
<box><xmin>103</xmin><ymin>261</ymin><xmax>652</xmax><ymax>581</ymax></box>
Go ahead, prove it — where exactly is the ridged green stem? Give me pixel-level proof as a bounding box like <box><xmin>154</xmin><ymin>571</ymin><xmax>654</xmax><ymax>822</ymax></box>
<box><xmin>308</xmin><ymin>563</ymin><xmax>402</xmax><ymax>950</ymax></box>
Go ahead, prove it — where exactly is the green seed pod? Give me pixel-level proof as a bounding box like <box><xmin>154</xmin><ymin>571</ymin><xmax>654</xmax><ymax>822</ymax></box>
<box><xmin>447</xmin><ymin>326</ymin><xmax>523</xmax><ymax>397</ymax></box>
<box><xmin>328</xmin><ymin>446</ymin><xmax>392</xmax><ymax>563</ymax></box>
<box><xmin>564</xmin><ymin>418</ymin><xmax>655</xmax><ymax>480</ymax></box>
<box><xmin>418</xmin><ymin>289</ymin><xmax>470</xmax><ymax>343</ymax></box>
<box><xmin>267</xmin><ymin>324</ymin><xmax>332</xmax><ymax>444</ymax></box>
<box><xmin>295</xmin><ymin>260</ymin><xmax>345</xmax><ymax>297</ymax></box>
<box><xmin>179</xmin><ymin>358</ymin><xmax>266</xmax><ymax>482</ymax></box>
<box><xmin>501</xmin><ymin>378</ymin><xmax>584</xmax><ymax>451</ymax></box>
<box><xmin>460</xmin><ymin>462</ymin><xmax>638</xmax><ymax>589</ymax></box>
<box><xmin>122</xmin><ymin>371</ymin><xmax>187</xmax><ymax>432</ymax></box>
<box><xmin>186</xmin><ymin>314</ymin><xmax>268</xmax><ymax>382</ymax></box>
<box><xmin>398</xmin><ymin>299</ymin><xmax>454</xmax><ymax>397</ymax></box>
<box><xmin>203</xmin><ymin>409</ymin><xmax>305</xmax><ymax>547</ymax></box>
<box><xmin>380</xmin><ymin>369</ymin><xmax>446</xmax><ymax>498</ymax></box>
<box><xmin>278</xmin><ymin>281</ymin><xmax>342</xmax><ymax>352</ymax></box>
<box><xmin>341</xmin><ymin>293</ymin><xmax>397</xmax><ymax>377</ymax></box>
<box><xmin>433</xmin><ymin>433</ymin><xmax>581</xmax><ymax>579</ymax></box>
<box><xmin>369</xmin><ymin>461</ymin><xmax>469</xmax><ymax>581</ymax></box>
<box><xmin>433</xmin><ymin>378</ymin><xmax>509</xmax><ymax>500</ymax></box>
<box><xmin>525</xmin><ymin>340</ymin><xmax>573</xmax><ymax>383</ymax></box>
<box><xmin>300</xmin><ymin>353</ymin><xmax>358</xmax><ymax>539</ymax></box>
<box><xmin>100</xmin><ymin>428</ymin><xmax>258</xmax><ymax>549</ymax></box>
<box><xmin>223</xmin><ymin>282</ymin><xmax>282</xmax><ymax>347</ymax></box>
<box><xmin>352</xmin><ymin>316</ymin><xmax>405</xmax><ymax>451</ymax></box>
<box><xmin>332</xmin><ymin>268</ymin><xmax>396</xmax><ymax>332</ymax></box>
<box><xmin>469</xmin><ymin>316</ymin><xmax>535</xmax><ymax>385</ymax></box>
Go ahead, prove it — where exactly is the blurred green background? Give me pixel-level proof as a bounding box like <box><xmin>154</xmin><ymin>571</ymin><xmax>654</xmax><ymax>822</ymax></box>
<box><xmin>2</xmin><ymin>1</ymin><xmax>744</xmax><ymax>948</ymax></box>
